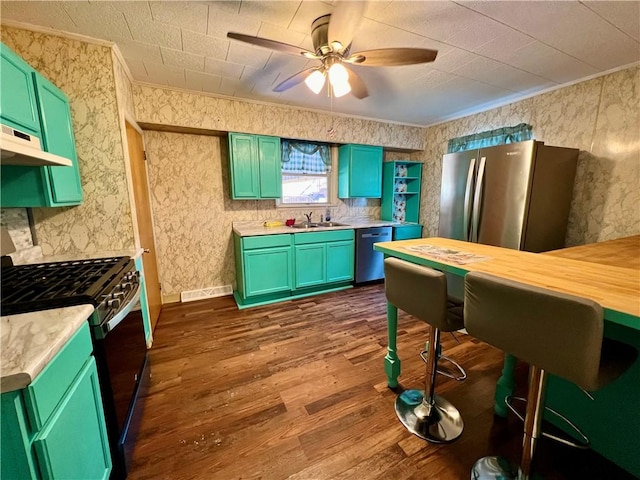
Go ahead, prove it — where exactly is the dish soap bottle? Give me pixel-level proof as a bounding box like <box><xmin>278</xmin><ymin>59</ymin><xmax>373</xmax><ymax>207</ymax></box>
<box><xmin>325</xmin><ymin>208</ymin><xmax>331</xmax><ymax>222</ymax></box>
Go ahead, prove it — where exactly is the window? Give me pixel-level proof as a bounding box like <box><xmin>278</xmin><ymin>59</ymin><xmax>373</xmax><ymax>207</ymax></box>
<box><xmin>279</xmin><ymin>140</ymin><xmax>332</xmax><ymax>205</ymax></box>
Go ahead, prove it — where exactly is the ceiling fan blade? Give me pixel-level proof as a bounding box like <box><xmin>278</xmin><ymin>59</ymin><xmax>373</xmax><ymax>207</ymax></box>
<box><xmin>273</xmin><ymin>68</ymin><xmax>317</xmax><ymax>93</ymax></box>
<box><xmin>346</xmin><ymin>48</ymin><xmax>438</xmax><ymax>66</ymax></box>
<box><xmin>346</xmin><ymin>66</ymin><xmax>368</xmax><ymax>99</ymax></box>
<box><xmin>327</xmin><ymin>1</ymin><xmax>366</xmax><ymax>53</ymax></box>
<box><xmin>227</xmin><ymin>32</ymin><xmax>318</xmax><ymax>59</ymax></box>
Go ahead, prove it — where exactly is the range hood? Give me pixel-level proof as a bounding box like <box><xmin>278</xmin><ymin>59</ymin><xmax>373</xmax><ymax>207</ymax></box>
<box><xmin>1</xmin><ymin>123</ymin><xmax>72</xmax><ymax>167</ymax></box>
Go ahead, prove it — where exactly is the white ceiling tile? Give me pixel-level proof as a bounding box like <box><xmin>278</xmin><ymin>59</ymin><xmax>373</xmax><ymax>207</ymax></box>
<box><xmin>185</xmin><ymin>70</ymin><xmax>222</xmax><ymax>93</ymax></box>
<box><xmin>143</xmin><ymin>61</ymin><xmax>186</xmax><ymax>87</ymax></box>
<box><xmin>207</xmin><ymin>9</ymin><xmax>261</xmax><ymax>39</ymax></box>
<box><xmin>161</xmin><ymin>48</ymin><xmax>205</xmax><ymax>71</ymax></box>
<box><xmin>204</xmin><ymin>57</ymin><xmax>244</xmax><ymax>79</ymax></box>
<box><xmin>124</xmin><ymin>58</ymin><xmax>149</xmax><ymax>80</ymax></box>
<box><xmin>182</xmin><ymin>30</ymin><xmax>228</xmax><ymax>60</ymax></box>
<box><xmin>115</xmin><ymin>39</ymin><xmax>163</xmax><ymax>64</ymax></box>
<box><xmin>126</xmin><ymin>10</ymin><xmax>182</xmax><ymax>49</ymax></box>
<box><xmin>218</xmin><ymin>77</ymin><xmax>241</xmax><ymax>96</ymax></box>
<box><xmin>508</xmin><ymin>41</ymin><xmax>599</xmax><ymax>83</ymax></box>
<box><xmin>109</xmin><ymin>1</ymin><xmax>152</xmax><ymax>19</ymax></box>
<box><xmin>288</xmin><ymin>1</ymin><xmax>333</xmax><ymax>34</ymax></box>
<box><xmin>238</xmin><ymin>1</ymin><xmax>302</xmax><ymax>28</ymax></box>
<box><xmin>63</xmin><ymin>2</ymin><xmax>133</xmax><ymax>41</ymax></box>
<box><xmin>429</xmin><ymin>47</ymin><xmax>478</xmax><ymax>74</ymax></box>
<box><xmin>363</xmin><ymin>1</ymin><xmax>392</xmax><ymax>21</ymax></box>
<box><xmin>227</xmin><ymin>42</ymin><xmax>272</xmax><ymax>68</ymax></box>
<box><xmin>474</xmin><ymin>29</ymin><xmax>536</xmax><ymax>63</ymax></box>
<box><xmin>0</xmin><ymin>1</ymin><xmax>77</xmax><ymax>32</ymax></box>
<box><xmin>583</xmin><ymin>1</ymin><xmax>640</xmax><ymax>42</ymax></box>
<box><xmin>149</xmin><ymin>1</ymin><xmax>208</xmax><ymax>34</ymax></box>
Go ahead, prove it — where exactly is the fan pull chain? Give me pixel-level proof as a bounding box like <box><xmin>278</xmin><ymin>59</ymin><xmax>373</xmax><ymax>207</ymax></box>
<box><xmin>327</xmin><ymin>92</ymin><xmax>336</xmax><ymax>139</ymax></box>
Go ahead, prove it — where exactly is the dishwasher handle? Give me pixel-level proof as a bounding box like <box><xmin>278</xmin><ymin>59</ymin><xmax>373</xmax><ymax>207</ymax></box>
<box><xmin>362</xmin><ymin>233</ymin><xmax>384</xmax><ymax>238</ymax></box>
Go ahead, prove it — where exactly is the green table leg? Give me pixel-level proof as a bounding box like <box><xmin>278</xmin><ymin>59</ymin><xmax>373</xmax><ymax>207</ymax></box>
<box><xmin>385</xmin><ymin>302</ymin><xmax>401</xmax><ymax>388</ymax></box>
<box><xmin>494</xmin><ymin>353</ymin><xmax>517</xmax><ymax>417</ymax></box>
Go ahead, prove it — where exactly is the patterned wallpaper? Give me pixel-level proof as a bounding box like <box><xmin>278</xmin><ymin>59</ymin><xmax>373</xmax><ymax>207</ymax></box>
<box><xmin>112</xmin><ymin>49</ymin><xmax>135</xmax><ymax>120</ymax></box>
<box><xmin>0</xmin><ymin>26</ymin><xmax>134</xmax><ymax>254</ymax></box>
<box><xmin>133</xmin><ymin>84</ymin><xmax>424</xmax><ymax>150</ymax></box>
<box><xmin>143</xmin><ymin>131</ymin><xmax>391</xmax><ymax>295</ymax></box>
<box><xmin>415</xmin><ymin>65</ymin><xmax>640</xmax><ymax>246</ymax></box>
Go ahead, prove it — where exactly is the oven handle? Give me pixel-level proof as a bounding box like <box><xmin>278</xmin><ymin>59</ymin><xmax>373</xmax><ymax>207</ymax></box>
<box><xmin>97</xmin><ymin>284</ymin><xmax>142</xmax><ymax>339</ymax></box>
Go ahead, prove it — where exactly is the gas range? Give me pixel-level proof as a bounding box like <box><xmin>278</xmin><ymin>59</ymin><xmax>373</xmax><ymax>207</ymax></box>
<box><xmin>1</xmin><ymin>256</ymin><xmax>139</xmax><ymax>328</ymax></box>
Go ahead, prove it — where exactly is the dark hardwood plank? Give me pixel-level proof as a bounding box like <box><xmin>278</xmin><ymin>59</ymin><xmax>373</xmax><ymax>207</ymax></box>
<box><xmin>129</xmin><ymin>285</ymin><xmax>633</xmax><ymax>480</ymax></box>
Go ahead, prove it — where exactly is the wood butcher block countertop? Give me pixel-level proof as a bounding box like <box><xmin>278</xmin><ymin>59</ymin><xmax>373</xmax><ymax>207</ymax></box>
<box><xmin>546</xmin><ymin>235</ymin><xmax>640</xmax><ymax>270</ymax></box>
<box><xmin>374</xmin><ymin>236</ymin><xmax>640</xmax><ymax>330</ymax></box>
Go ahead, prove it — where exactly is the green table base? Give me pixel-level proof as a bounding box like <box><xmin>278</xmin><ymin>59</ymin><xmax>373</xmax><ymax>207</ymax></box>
<box><xmin>384</xmin><ymin>303</ymin><xmax>401</xmax><ymax>388</ymax></box>
<box><xmin>494</xmin><ymin>354</ymin><xmax>517</xmax><ymax>417</ymax></box>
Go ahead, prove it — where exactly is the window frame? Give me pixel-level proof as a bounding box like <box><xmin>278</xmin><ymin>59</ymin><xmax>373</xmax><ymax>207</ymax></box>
<box><xmin>276</xmin><ymin>145</ymin><xmax>338</xmax><ymax>209</ymax></box>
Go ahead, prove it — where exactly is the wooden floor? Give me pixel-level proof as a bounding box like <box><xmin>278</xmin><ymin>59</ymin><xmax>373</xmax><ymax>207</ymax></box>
<box><xmin>129</xmin><ymin>285</ymin><xmax>632</xmax><ymax>480</ymax></box>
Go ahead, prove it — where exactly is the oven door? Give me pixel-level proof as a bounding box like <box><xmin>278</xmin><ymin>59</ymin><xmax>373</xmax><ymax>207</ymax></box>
<box><xmin>93</xmin><ymin>285</ymin><xmax>150</xmax><ymax>479</ymax></box>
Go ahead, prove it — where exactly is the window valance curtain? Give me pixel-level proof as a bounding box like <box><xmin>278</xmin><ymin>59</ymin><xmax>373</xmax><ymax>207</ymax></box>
<box><xmin>447</xmin><ymin>123</ymin><xmax>533</xmax><ymax>153</ymax></box>
<box><xmin>281</xmin><ymin>140</ymin><xmax>331</xmax><ymax>174</ymax></box>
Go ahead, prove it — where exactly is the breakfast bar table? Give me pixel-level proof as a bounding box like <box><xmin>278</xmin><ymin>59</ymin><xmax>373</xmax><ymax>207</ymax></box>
<box><xmin>374</xmin><ymin>236</ymin><xmax>640</xmax><ymax>476</ymax></box>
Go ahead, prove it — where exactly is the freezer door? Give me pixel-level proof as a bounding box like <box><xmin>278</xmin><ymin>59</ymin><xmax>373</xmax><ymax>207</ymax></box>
<box><xmin>438</xmin><ymin>150</ymin><xmax>477</xmax><ymax>241</ymax></box>
<box><xmin>473</xmin><ymin>141</ymin><xmax>537</xmax><ymax>249</ymax></box>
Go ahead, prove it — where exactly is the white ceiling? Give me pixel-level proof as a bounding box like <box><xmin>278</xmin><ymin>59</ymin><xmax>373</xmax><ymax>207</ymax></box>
<box><xmin>1</xmin><ymin>1</ymin><xmax>638</xmax><ymax>126</ymax></box>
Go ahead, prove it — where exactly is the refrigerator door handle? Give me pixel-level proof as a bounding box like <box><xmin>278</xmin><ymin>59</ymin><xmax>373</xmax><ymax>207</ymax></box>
<box><xmin>463</xmin><ymin>158</ymin><xmax>476</xmax><ymax>241</ymax></box>
<box><xmin>471</xmin><ymin>157</ymin><xmax>486</xmax><ymax>242</ymax></box>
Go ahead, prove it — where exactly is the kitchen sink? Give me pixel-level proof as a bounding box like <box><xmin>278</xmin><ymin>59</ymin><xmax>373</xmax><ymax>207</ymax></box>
<box><xmin>291</xmin><ymin>222</ymin><xmax>349</xmax><ymax>229</ymax></box>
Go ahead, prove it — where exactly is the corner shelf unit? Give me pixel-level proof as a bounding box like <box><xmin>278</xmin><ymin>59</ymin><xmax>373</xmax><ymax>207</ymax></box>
<box><xmin>381</xmin><ymin>161</ymin><xmax>423</xmax><ymax>224</ymax></box>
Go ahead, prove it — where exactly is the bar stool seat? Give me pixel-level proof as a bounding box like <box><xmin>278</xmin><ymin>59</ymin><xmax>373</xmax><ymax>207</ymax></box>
<box><xmin>464</xmin><ymin>271</ymin><xmax>637</xmax><ymax>480</ymax></box>
<box><xmin>384</xmin><ymin>257</ymin><xmax>465</xmax><ymax>444</ymax></box>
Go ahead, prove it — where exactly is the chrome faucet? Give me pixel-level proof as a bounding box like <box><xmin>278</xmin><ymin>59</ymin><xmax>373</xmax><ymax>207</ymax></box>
<box><xmin>304</xmin><ymin>212</ymin><xmax>312</xmax><ymax>224</ymax></box>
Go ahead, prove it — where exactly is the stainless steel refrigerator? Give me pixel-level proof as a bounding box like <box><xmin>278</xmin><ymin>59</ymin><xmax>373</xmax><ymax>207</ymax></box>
<box><xmin>438</xmin><ymin>140</ymin><xmax>579</xmax><ymax>297</ymax></box>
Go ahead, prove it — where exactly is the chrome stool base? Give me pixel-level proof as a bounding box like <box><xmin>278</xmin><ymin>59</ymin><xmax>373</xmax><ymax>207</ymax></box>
<box><xmin>471</xmin><ymin>456</ymin><xmax>517</xmax><ymax>480</ymax></box>
<box><xmin>395</xmin><ymin>389</ymin><xmax>464</xmax><ymax>443</ymax></box>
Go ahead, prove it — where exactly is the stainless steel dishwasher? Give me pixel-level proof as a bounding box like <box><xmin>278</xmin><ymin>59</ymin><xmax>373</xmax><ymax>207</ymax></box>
<box><xmin>355</xmin><ymin>226</ymin><xmax>392</xmax><ymax>283</ymax></box>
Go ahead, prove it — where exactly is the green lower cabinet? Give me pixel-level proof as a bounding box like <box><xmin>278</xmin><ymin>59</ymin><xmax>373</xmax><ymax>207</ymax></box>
<box><xmin>326</xmin><ymin>240</ymin><xmax>355</xmax><ymax>282</ymax></box>
<box><xmin>234</xmin><ymin>230</ymin><xmax>354</xmax><ymax>308</ymax></box>
<box><xmin>295</xmin><ymin>244</ymin><xmax>327</xmax><ymax>288</ymax></box>
<box><xmin>134</xmin><ymin>256</ymin><xmax>153</xmax><ymax>346</ymax></box>
<box><xmin>33</xmin><ymin>359</ymin><xmax>111</xmax><ymax>480</ymax></box>
<box><xmin>244</xmin><ymin>246</ymin><xmax>293</xmax><ymax>296</ymax></box>
<box><xmin>0</xmin><ymin>323</ymin><xmax>111</xmax><ymax>480</ymax></box>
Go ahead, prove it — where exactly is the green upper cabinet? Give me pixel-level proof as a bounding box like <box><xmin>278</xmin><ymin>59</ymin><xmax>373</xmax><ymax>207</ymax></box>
<box><xmin>229</xmin><ymin>132</ymin><xmax>281</xmax><ymax>199</ymax></box>
<box><xmin>33</xmin><ymin>74</ymin><xmax>83</xmax><ymax>204</ymax></box>
<box><xmin>0</xmin><ymin>43</ymin><xmax>83</xmax><ymax>208</ymax></box>
<box><xmin>338</xmin><ymin>144</ymin><xmax>383</xmax><ymax>198</ymax></box>
<box><xmin>0</xmin><ymin>43</ymin><xmax>40</xmax><ymax>134</ymax></box>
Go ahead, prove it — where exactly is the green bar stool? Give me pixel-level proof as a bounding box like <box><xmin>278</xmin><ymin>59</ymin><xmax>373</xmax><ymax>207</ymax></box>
<box><xmin>384</xmin><ymin>257</ymin><xmax>465</xmax><ymax>444</ymax></box>
<box><xmin>464</xmin><ymin>271</ymin><xmax>637</xmax><ymax>480</ymax></box>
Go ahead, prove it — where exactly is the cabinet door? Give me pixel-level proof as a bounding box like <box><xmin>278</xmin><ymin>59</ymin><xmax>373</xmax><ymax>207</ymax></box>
<box><xmin>326</xmin><ymin>240</ymin><xmax>354</xmax><ymax>282</ymax></box>
<box><xmin>0</xmin><ymin>43</ymin><xmax>40</xmax><ymax>134</ymax></box>
<box><xmin>257</xmin><ymin>135</ymin><xmax>281</xmax><ymax>199</ymax></box>
<box><xmin>34</xmin><ymin>73</ymin><xmax>83</xmax><ymax>205</ymax></box>
<box><xmin>350</xmin><ymin>145</ymin><xmax>383</xmax><ymax>198</ymax></box>
<box><xmin>244</xmin><ymin>246</ymin><xmax>292</xmax><ymax>296</ymax></box>
<box><xmin>229</xmin><ymin>133</ymin><xmax>259</xmax><ymax>198</ymax></box>
<box><xmin>295</xmin><ymin>244</ymin><xmax>326</xmax><ymax>288</ymax></box>
<box><xmin>33</xmin><ymin>358</ymin><xmax>111</xmax><ymax>480</ymax></box>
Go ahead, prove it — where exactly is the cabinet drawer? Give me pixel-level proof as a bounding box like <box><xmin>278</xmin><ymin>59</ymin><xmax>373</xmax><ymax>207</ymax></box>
<box><xmin>294</xmin><ymin>229</ymin><xmax>354</xmax><ymax>245</ymax></box>
<box><xmin>243</xmin><ymin>234</ymin><xmax>291</xmax><ymax>250</ymax></box>
<box><xmin>393</xmin><ymin>225</ymin><xmax>423</xmax><ymax>240</ymax></box>
<box><xmin>25</xmin><ymin>322</ymin><xmax>92</xmax><ymax>430</ymax></box>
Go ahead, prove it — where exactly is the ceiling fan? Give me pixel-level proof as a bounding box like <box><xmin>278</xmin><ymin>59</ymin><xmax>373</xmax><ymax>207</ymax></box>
<box><xmin>227</xmin><ymin>1</ymin><xmax>438</xmax><ymax>99</ymax></box>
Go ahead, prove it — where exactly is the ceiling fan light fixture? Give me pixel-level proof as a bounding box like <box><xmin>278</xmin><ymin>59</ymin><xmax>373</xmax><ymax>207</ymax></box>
<box><xmin>305</xmin><ymin>70</ymin><xmax>326</xmax><ymax>94</ymax></box>
<box><xmin>328</xmin><ymin>63</ymin><xmax>351</xmax><ymax>97</ymax></box>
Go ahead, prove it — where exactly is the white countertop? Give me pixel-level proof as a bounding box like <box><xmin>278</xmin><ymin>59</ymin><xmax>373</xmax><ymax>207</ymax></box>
<box><xmin>1</xmin><ymin>305</ymin><xmax>94</xmax><ymax>393</ymax></box>
<box><xmin>233</xmin><ymin>219</ymin><xmax>420</xmax><ymax>237</ymax></box>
